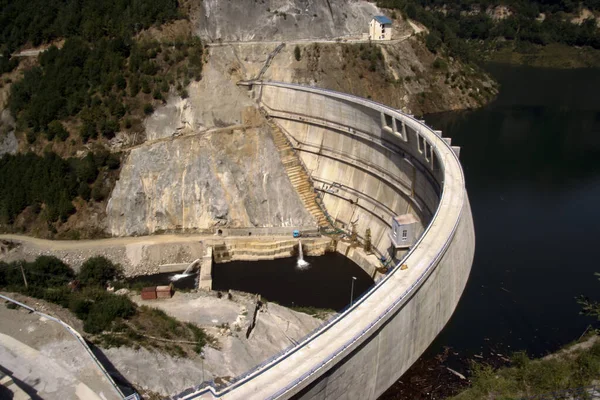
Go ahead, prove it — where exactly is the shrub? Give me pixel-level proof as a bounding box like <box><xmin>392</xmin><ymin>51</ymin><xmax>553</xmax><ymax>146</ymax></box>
<box><xmin>42</xmin><ymin>286</ymin><xmax>71</xmax><ymax>307</ymax></box>
<box><xmin>433</xmin><ymin>58</ymin><xmax>448</xmax><ymax>70</ymax></box>
<box><xmin>152</xmin><ymin>89</ymin><xmax>163</xmax><ymax>101</ymax></box>
<box><xmin>91</xmin><ymin>184</ymin><xmax>106</xmax><ymax>201</ymax></box>
<box><xmin>106</xmin><ymin>153</ymin><xmax>121</xmax><ymax>170</ymax></box>
<box><xmin>143</xmin><ymin>103</ymin><xmax>154</xmax><ymax>115</ymax></box>
<box><xmin>80</xmin><ymin>121</ymin><xmax>97</xmax><ymax>143</ymax></box>
<box><xmin>83</xmin><ymin>292</ymin><xmax>136</xmax><ymax>334</ymax></box>
<box><xmin>100</xmin><ymin>119</ymin><xmax>119</xmax><ymax>139</ymax></box>
<box><xmin>294</xmin><ymin>45</ymin><xmax>301</xmax><ymax>61</ymax></box>
<box><xmin>78</xmin><ymin>256</ymin><xmax>124</xmax><ymax>287</ymax></box>
<box><xmin>69</xmin><ymin>296</ymin><xmax>92</xmax><ymax>320</ymax></box>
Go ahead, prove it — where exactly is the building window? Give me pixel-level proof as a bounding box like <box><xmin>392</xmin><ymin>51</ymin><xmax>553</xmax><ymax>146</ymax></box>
<box><xmin>402</xmin><ymin>229</ymin><xmax>408</xmax><ymax>241</ymax></box>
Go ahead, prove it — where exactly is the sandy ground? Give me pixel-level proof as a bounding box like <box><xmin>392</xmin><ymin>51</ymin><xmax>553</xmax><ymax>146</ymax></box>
<box><xmin>112</xmin><ymin>290</ymin><xmax>325</xmax><ymax>395</ymax></box>
<box><xmin>0</xmin><ymin>302</ymin><xmax>121</xmax><ymax>400</ymax></box>
<box><xmin>0</xmin><ymin>290</ymin><xmax>325</xmax><ymax>398</ymax></box>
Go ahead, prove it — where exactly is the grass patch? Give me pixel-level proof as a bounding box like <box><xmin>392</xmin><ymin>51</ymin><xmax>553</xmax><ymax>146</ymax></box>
<box><xmin>288</xmin><ymin>306</ymin><xmax>335</xmax><ymax>319</ymax></box>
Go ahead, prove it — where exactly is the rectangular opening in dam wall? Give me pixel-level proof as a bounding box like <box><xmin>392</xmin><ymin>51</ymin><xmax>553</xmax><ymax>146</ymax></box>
<box><xmin>394</xmin><ymin>118</ymin><xmax>407</xmax><ymax>142</ymax></box>
<box><xmin>382</xmin><ymin>113</ymin><xmax>408</xmax><ymax>142</ymax></box>
<box><xmin>384</xmin><ymin>114</ymin><xmax>393</xmax><ymax>129</ymax></box>
<box><xmin>425</xmin><ymin>142</ymin><xmax>432</xmax><ymax>162</ymax></box>
<box><xmin>382</xmin><ymin>113</ymin><xmax>394</xmax><ymax>134</ymax></box>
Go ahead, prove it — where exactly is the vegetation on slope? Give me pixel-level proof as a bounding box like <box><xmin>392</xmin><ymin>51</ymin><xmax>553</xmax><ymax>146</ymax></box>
<box><xmin>0</xmin><ymin>255</ymin><xmax>210</xmax><ymax>357</ymax></box>
<box><xmin>450</xmin><ymin>338</ymin><xmax>600</xmax><ymax>399</ymax></box>
<box><xmin>0</xmin><ymin>151</ymin><xmax>120</xmax><ymax>227</ymax></box>
<box><xmin>451</xmin><ymin>272</ymin><xmax>600</xmax><ymax>399</ymax></box>
<box><xmin>9</xmin><ymin>35</ymin><xmax>203</xmax><ymax>143</ymax></box>
<box><xmin>378</xmin><ymin>0</ymin><xmax>600</xmax><ymax>65</ymax></box>
<box><xmin>0</xmin><ymin>0</ymin><xmax>205</xmax><ymax>238</ymax></box>
<box><xmin>0</xmin><ymin>0</ymin><xmax>180</xmax><ymax>52</ymax></box>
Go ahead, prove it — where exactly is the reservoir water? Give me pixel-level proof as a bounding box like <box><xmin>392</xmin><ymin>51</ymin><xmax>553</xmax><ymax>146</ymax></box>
<box><xmin>213</xmin><ymin>252</ymin><xmax>374</xmax><ymax>311</ymax></box>
<box><xmin>423</xmin><ymin>64</ymin><xmax>600</xmax><ymax>359</ymax></box>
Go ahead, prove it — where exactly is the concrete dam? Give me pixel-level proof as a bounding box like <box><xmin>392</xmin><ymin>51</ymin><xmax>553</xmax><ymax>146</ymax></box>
<box><xmin>175</xmin><ymin>82</ymin><xmax>475</xmax><ymax>400</ymax></box>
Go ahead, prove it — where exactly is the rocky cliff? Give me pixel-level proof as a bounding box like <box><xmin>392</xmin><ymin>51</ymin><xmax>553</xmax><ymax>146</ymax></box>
<box><xmin>194</xmin><ymin>0</ymin><xmax>379</xmax><ymax>42</ymax></box>
<box><xmin>107</xmin><ymin>123</ymin><xmax>315</xmax><ymax>236</ymax></box>
<box><xmin>0</xmin><ymin>110</ymin><xmax>17</xmax><ymax>157</ymax></box>
<box><xmin>144</xmin><ymin>62</ymin><xmax>256</xmax><ymax>141</ymax></box>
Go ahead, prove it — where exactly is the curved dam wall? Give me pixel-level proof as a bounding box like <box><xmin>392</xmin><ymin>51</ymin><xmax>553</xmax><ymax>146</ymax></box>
<box><xmin>261</xmin><ymin>86</ymin><xmax>441</xmax><ymax>258</ymax></box>
<box><xmin>175</xmin><ymin>83</ymin><xmax>475</xmax><ymax>400</ymax></box>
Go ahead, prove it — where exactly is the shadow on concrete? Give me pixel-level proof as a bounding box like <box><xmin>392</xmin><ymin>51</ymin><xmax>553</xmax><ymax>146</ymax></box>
<box><xmin>86</xmin><ymin>340</ymin><xmax>137</xmax><ymax>397</ymax></box>
<box><xmin>0</xmin><ymin>364</ymin><xmax>43</xmax><ymax>400</ymax></box>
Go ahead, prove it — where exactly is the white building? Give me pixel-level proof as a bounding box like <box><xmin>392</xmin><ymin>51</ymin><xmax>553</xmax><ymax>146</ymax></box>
<box><xmin>389</xmin><ymin>213</ymin><xmax>418</xmax><ymax>258</ymax></box>
<box><xmin>369</xmin><ymin>15</ymin><xmax>393</xmax><ymax>41</ymax></box>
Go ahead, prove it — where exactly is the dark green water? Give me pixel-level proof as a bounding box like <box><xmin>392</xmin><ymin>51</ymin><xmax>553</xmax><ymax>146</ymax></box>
<box><xmin>423</xmin><ymin>64</ymin><xmax>600</xmax><ymax>359</ymax></box>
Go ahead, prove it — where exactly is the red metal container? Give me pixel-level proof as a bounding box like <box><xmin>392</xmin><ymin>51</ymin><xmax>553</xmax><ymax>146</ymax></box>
<box><xmin>141</xmin><ymin>287</ymin><xmax>157</xmax><ymax>300</ymax></box>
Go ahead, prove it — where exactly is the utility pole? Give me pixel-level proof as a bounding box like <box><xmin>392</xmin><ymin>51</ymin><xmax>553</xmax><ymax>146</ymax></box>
<box><xmin>350</xmin><ymin>276</ymin><xmax>357</xmax><ymax>306</ymax></box>
<box><xmin>201</xmin><ymin>351</ymin><xmax>205</xmax><ymax>382</ymax></box>
<box><xmin>19</xmin><ymin>262</ymin><xmax>28</xmax><ymax>289</ymax></box>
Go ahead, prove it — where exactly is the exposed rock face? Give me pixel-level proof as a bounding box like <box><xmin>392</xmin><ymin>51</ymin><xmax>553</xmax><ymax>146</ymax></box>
<box><xmin>107</xmin><ymin>125</ymin><xmax>315</xmax><ymax>236</ymax></box>
<box><xmin>0</xmin><ymin>109</ymin><xmax>17</xmax><ymax>157</ymax></box>
<box><xmin>144</xmin><ymin>62</ymin><xmax>255</xmax><ymax>141</ymax></box>
<box><xmin>195</xmin><ymin>0</ymin><xmax>379</xmax><ymax>42</ymax></box>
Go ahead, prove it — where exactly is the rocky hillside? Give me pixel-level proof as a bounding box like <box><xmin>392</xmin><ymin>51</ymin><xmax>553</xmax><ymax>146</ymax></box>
<box><xmin>0</xmin><ymin>0</ymin><xmax>499</xmax><ymax>238</ymax></box>
<box><xmin>105</xmin><ymin>5</ymin><xmax>497</xmax><ymax>237</ymax></box>
<box><xmin>192</xmin><ymin>0</ymin><xmax>379</xmax><ymax>42</ymax></box>
<box><xmin>209</xmin><ymin>37</ymin><xmax>497</xmax><ymax>116</ymax></box>
<box><xmin>108</xmin><ymin>123</ymin><xmax>315</xmax><ymax>236</ymax></box>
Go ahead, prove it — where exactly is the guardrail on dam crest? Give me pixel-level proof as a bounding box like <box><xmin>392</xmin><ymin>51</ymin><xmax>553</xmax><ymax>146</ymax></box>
<box><xmin>174</xmin><ymin>82</ymin><xmax>476</xmax><ymax>400</ymax></box>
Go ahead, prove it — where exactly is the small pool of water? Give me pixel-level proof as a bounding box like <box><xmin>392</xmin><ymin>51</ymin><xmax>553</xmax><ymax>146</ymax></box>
<box><xmin>213</xmin><ymin>252</ymin><xmax>374</xmax><ymax>311</ymax></box>
<box><xmin>127</xmin><ymin>271</ymin><xmax>197</xmax><ymax>290</ymax></box>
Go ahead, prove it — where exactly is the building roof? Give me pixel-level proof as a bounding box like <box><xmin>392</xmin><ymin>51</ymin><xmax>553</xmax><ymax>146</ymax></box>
<box><xmin>373</xmin><ymin>15</ymin><xmax>392</xmax><ymax>25</ymax></box>
<box><xmin>394</xmin><ymin>213</ymin><xmax>419</xmax><ymax>225</ymax></box>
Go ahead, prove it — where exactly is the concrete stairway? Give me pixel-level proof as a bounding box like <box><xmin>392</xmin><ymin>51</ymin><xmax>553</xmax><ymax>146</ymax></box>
<box><xmin>268</xmin><ymin>120</ymin><xmax>330</xmax><ymax>229</ymax></box>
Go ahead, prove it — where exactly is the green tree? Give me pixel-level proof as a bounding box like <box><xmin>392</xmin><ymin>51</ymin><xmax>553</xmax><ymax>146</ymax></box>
<box><xmin>91</xmin><ymin>184</ymin><xmax>107</xmax><ymax>201</ymax></box>
<box><xmin>294</xmin><ymin>45</ymin><xmax>302</xmax><ymax>61</ymax></box>
<box><xmin>27</xmin><ymin>256</ymin><xmax>75</xmax><ymax>287</ymax></box>
<box><xmin>80</xmin><ymin>121</ymin><xmax>97</xmax><ymax>143</ymax></box>
<box><xmin>78</xmin><ymin>256</ymin><xmax>124</xmax><ymax>287</ymax></box>
<box><xmin>426</xmin><ymin>32</ymin><xmax>442</xmax><ymax>53</ymax></box>
<box><xmin>47</xmin><ymin>120</ymin><xmax>69</xmax><ymax>141</ymax></box>
<box><xmin>78</xmin><ymin>182</ymin><xmax>91</xmax><ymax>201</ymax></box>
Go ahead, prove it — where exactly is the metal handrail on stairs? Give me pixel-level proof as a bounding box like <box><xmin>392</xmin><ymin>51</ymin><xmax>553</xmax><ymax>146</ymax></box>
<box><xmin>265</xmin><ymin>116</ymin><xmax>334</xmax><ymax>230</ymax></box>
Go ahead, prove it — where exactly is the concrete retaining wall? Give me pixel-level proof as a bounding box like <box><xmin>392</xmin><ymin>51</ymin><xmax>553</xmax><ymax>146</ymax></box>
<box><xmin>174</xmin><ymin>83</ymin><xmax>475</xmax><ymax>400</ymax></box>
<box><xmin>211</xmin><ymin>238</ymin><xmax>332</xmax><ymax>263</ymax></box>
